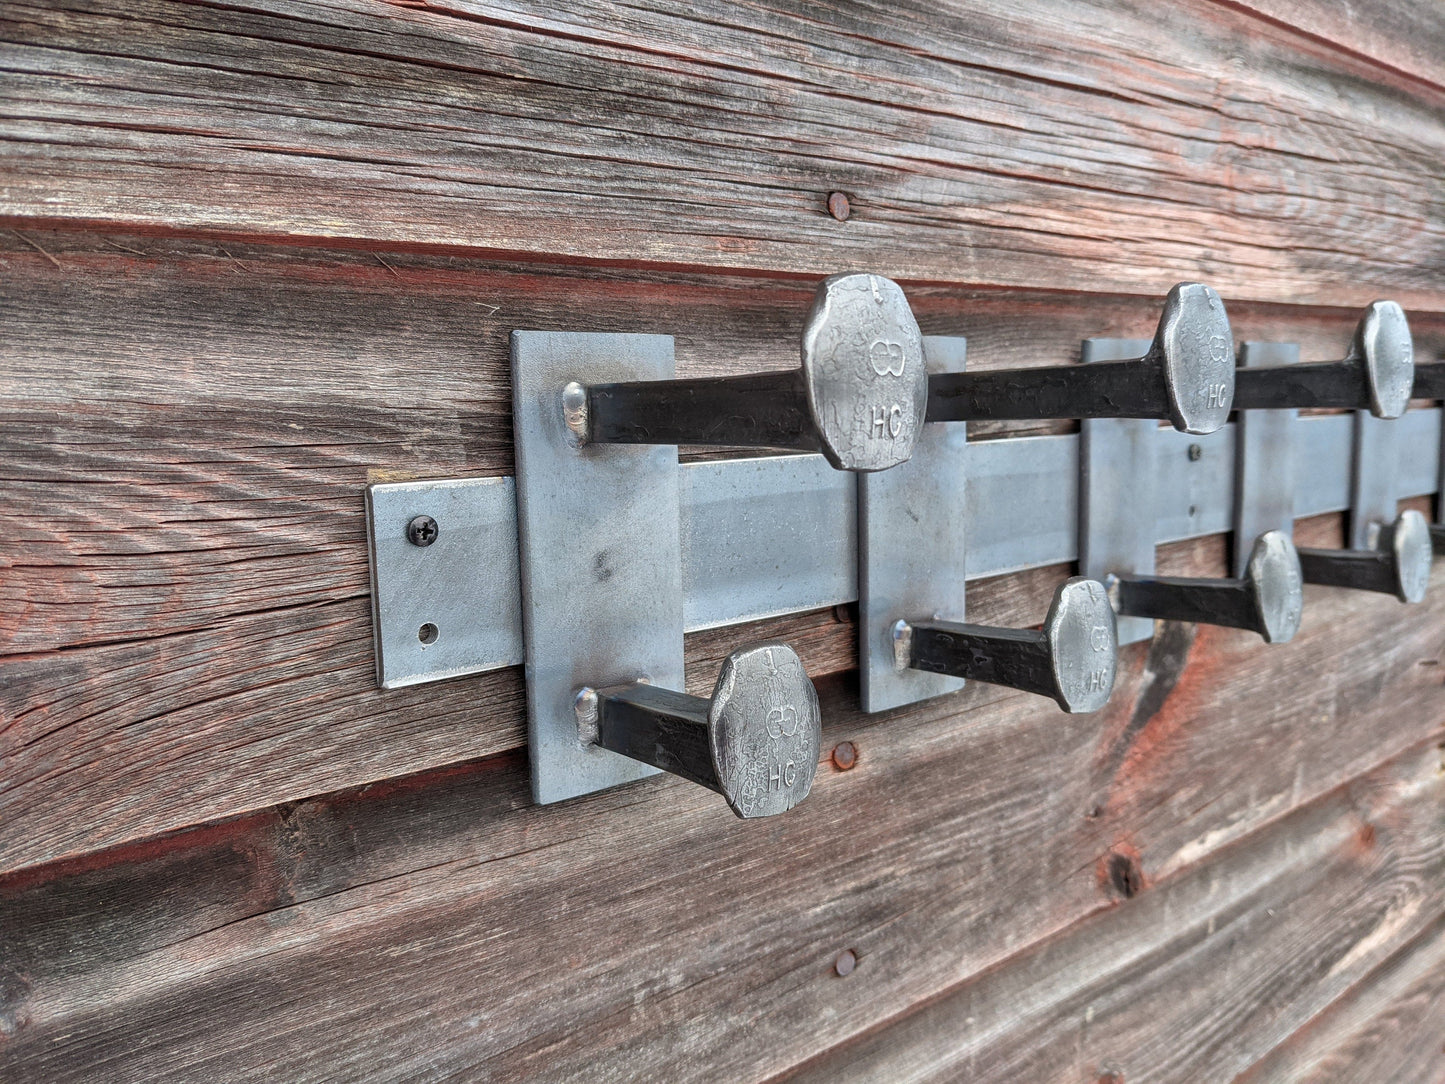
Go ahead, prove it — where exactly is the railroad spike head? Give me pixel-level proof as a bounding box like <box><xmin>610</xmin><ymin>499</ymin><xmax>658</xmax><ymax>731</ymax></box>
<box><xmin>800</xmin><ymin>273</ymin><xmax>928</xmax><ymax>472</ymax></box>
<box><xmin>1150</xmin><ymin>282</ymin><xmax>1235</xmax><ymax>435</ymax></box>
<box><xmin>708</xmin><ymin>642</ymin><xmax>821</xmax><ymax>819</ymax></box>
<box><xmin>1386</xmin><ymin>509</ymin><xmax>1432</xmax><ymax>604</ymax></box>
<box><xmin>1350</xmin><ymin>300</ymin><xmax>1413</xmax><ymax>419</ymax></box>
<box><xmin>1045</xmin><ymin>577</ymin><xmax>1118</xmax><ymax>713</ymax></box>
<box><xmin>1245</xmin><ymin>530</ymin><xmax>1304</xmax><ymax>644</ymax></box>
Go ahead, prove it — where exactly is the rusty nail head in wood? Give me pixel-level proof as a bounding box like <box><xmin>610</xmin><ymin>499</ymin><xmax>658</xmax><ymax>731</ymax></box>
<box><xmin>826</xmin><ymin>192</ymin><xmax>851</xmax><ymax>221</ymax></box>
<box><xmin>407</xmin><ymin>515</ymin><xmax>439</xmax><ymax>547</ymax></box>
<box><xmin>834</xmin><ymin>949</ymin><xmax>857</xmax><ymax>976</ymax></box>
<box><xmin>832</xmin><ymin>741</ymin><xmax>857</xmax><ymax>771</ymax></box>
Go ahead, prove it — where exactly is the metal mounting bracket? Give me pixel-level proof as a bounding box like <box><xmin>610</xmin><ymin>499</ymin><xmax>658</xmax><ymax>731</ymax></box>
<box><xmin>1351</xmin><ymin>405</ymin><xmax>1401</xmax><ymax>550</ymax></box>
<box><xmin>510</xmin><ymin>331</ymin><xmax>682</xmax><ymax>806</ymax></box>
<box><xmin>1234</xmin><ymin>342</ymin><xmax>1299</xmax><ymax>576</ymax></box>
<box><xmin>1078</xmin><ymin>338</ymin><xmax>1157</xmax><ymax>646</ymax></box>
<box><xmin>366</xmin><ymin>411</ymin><xmax>1443</xmax><ymax>685</ymax></box>
<box><xmin>858</xmin><ymin>336</ymin><xmax>968</xmax><ymax>713</ymax></box>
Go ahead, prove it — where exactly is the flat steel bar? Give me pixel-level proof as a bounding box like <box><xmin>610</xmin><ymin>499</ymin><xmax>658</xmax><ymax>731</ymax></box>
<box><xmin>368</xmin><ymin>408</ymin><xmax>1444</xmax><ymax>687</ymax></box>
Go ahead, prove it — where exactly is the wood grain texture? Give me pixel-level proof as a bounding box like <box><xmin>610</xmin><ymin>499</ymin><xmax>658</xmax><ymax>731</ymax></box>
<box><xmin>2</xmin><ymin>676</ymin><xmax>1442</xmax><ymax>1082</ymax></box>
<box><xmin>8</xmin><ymin>231</ymin><xmax>1442</xmax><ymax>874</ymax></box>
<box><xmin>781</xmin><ymin>740</ymin><xmax>1445</xmax><ymax>1084</ymax></box>
<box><xmin>1236</xmin><ymin>911</ymin><xmax>1445</xmax><ymax>1084</ymax></box>
<box><xmin>1221</xmin><ymin>0</ymin><xmax>1445</xmax><ymax>91</ymax></box>
<box><xmin>3</xmin><ymin>0</ymin><xmax>1445</xmax><ymax>307</ymax></box>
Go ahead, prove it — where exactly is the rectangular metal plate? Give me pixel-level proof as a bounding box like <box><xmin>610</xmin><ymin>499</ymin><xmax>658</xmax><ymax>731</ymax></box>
<box><xmin>366</xmin><ymin>476</ymin><xmax>522</xmax><ymax>688</ymax></box>
<box><xmin>1351</xmin><ymin>411</ymin><xmax>1400</xmax><ymax>550</ymax></box>
<box><xmin>368</xmin><ymin>408</ymin><xmax>1444</xmax><ymax>687</ymax></box>
<box><xmin>1079</xmin><ymin>338</ymin><xmax>1157</xmax><ymax>646</ymax></box>
<box><xmin>858</xmin><ymin>336</ymin><xmax>968</xmax><ymax>712</ymax></box>
<box><xmin>511</xmin><ymin>331</ymin><xmax>682</xmax><ymax>805</ymax></box>
<box><xmin>1234</xmin><ymin>342</ymin><xmax>1299</xmax><ymax>576</ymax></box>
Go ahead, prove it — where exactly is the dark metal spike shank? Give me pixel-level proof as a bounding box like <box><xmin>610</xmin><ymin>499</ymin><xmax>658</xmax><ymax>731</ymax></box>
<box><xmin>927</xmin><ymin>356</ymin><xmax>1167</xmax><ymax>423</ymax></box>
<box><xmin>1110</xmin><ymin>530</ymin><xmax>1302</xmax><ymax>643</ymax></box>
<box><xmin>595</xmin><ymin>683</ymin><xmax>718</xmax><ymax>793</ymax></box>
<box><xmin>1232</xmin><ymin>358</ymin><xmax>1370</xmax><ymax>411</ymax></box>
<box><xmin>592</xmin><ymin>641</ymin><xmax>821</xmax><ymax>819</ymax></box>
<box><xmin>902</xmin><ymin>578</ymin><xmax>1117</xmax><ymax>713</ymax></box>
<box><xmin>586</xmin><ymin>369</ymin><xmax>815</xmax><ymax>452</ymax></box>
<box><xmin>1296</xmin><ymin>510</ymin><xmax>1431</xmax><ymax>603</ymax></box>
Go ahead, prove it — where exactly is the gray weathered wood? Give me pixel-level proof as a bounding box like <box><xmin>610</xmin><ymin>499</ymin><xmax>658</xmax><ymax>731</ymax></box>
<box><xmin>1236</xmin><ymin>913</ymin><xmax>1445</xmax><ymax>1084</ymax></box>
<box><xmin>2</xmin><ymin>579</ymin><xmax>1443</xmax><ymax>1079</ymax></box>
<box><xmin>3</xmin><ymin>1</ymin><xmax>1445</xmax><ymax>307</ymax></box>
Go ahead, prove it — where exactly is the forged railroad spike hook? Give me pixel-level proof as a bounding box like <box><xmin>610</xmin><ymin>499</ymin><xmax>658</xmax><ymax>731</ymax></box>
<box><xmin>566</xmin><ymin>272</ymin><xmax>928</xmax><ymax>472</ymax></box>
<box><xmin>575</xmin><ymin>641</ymin><xmax>821</xmax><ymax>819</ymax></box>
<box><xmin>1232</xmin><ymin>300</ymin><xmax>1414</xmax><ymax>418</ymax></box>
<box><xmin>891</xmin><ymin>577</ymin><xmax>1119</xmax><ymax>713</ymax></box>
<box><xmin>1296</xmin><ymin>509</ymin><xmax>1433</xmax><ymax>604</ymax></box>
<box><xmin>925</xmin><ymin>281</ymin><xmax>1235</xmax><ymax>434</ymax></box>
<box><xmin>1107</xmin><ymin>530</ymin><xmax>1304</xmax><ymax>644</ymax></box>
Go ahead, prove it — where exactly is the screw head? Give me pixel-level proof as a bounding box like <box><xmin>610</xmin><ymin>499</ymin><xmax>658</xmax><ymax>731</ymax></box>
<box><xmin>407</xmin><ymin>515</ymin><xmax>439</xmax><ymax>547</ymax></box>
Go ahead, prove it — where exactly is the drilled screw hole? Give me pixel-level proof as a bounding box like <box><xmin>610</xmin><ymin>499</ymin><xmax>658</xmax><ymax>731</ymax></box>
<box><xmin>418</xmin><ymin>623</ymin><xmax>439</xmax><ymax>645</ymax></box>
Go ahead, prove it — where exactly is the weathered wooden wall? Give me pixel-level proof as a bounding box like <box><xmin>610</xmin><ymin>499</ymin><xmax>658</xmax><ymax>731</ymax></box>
<box><xmin>2</xmin><ymin>1</ymin><xmax>1444</xmax><ymax>1080</ymax></box>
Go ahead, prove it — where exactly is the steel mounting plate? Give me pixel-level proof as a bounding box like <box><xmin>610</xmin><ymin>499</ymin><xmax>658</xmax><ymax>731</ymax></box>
<box><xmin>511</xmin><ymin>331</ymin><xmax>682</xmax><ymax>805</ymax></box>
<box><xmin>1079</xmin><ymin>338</ymin><xmax>1158</xmax><ymax>646</ymax></box>
<box><xmin>858</xmin><ymin>336</ymin><xmax>968</xmax><ymax>712</ymax></box>
<box><xmin>365</xmin><ymin>476</ymin><xmax>522</xmax><ymax>688</ymax></box>
<box><xmin>1351</xmin><ymin>409</ymin><xmax>1401</xmax><ymax>550</ymax></box>
<box><xmin>1234</xmin><ymin>342</ymin><xmax>1299</xmax><ymax>577</ymax></box>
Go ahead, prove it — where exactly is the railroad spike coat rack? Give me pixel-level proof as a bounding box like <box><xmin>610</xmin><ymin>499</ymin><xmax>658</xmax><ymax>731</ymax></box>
<box><xmin>363</xmin><ymin>274</ymin><xmax>1438</xmax><ymax>814</ymax></box>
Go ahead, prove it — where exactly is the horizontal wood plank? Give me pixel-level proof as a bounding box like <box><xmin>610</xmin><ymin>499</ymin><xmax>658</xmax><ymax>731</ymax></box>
<box><xmin>1235</xmin><ymin>911</ymin><xmax>1445</xmax><ymax>1084</ymax></box>
<box><xmin>2</xmin><ymin>0</ymin><xmax>1445</xmax><ymax>307</ymax></box>
<box><xmin>2</xmin><ymin>582</ymin><xmax>1443</xmax><ymax>1078</ymax></box>
<box><xmin>781</xmin><ymin>740</ymin><xmax>1445</xmax><ymax>1084</ymax></box>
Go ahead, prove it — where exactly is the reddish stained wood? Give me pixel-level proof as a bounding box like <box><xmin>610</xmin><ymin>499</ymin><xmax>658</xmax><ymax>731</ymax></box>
<box><xmin>1235</xmin><ymin>911</ymin><xmax>1445</xmax><ymax>1084</ymax></box>
<box><xmin>2</xmin><ymin>0</ymin><xmax>1445</xmax><ymax>307</ymax></box>
<box><xmin>782</xmin><ymin>742</ymin><xmax>1445</xmax><ymax>1084</ymax></box>
<box><xmin>1</xmin><ymin>673</ymin><xmax>1442</xmax><ymax>1081</ymax></box>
